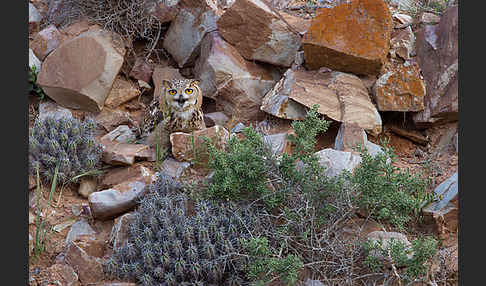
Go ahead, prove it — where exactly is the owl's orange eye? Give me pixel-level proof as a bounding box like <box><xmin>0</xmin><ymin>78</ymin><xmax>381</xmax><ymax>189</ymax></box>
<box><xmin>168</xmin><ymin>89</ymin><xmax>177</xmax><ymax>95</ymax></box>
<box><xmin>185</xmin><ymin>88</ymin><xmax>193</xmax><ymax>94</ymax></box>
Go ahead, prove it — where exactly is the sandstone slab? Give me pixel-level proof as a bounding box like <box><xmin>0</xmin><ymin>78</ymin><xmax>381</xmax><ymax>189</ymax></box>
<box><xmin>95</xmin><ymin>108</ymin><xmax>132</xmax><ymax>132</ymax></box>
<box><xmin>45</xmin><ymin>263</ymin><xmax>79</xmax><ymax>286</ymax></box>
<box><xmin>100</xmin><ymin>139</ymin><xmax>155</xmax><ymax>166</ymax></box>
<box><xmin>104</xmin><ymin>77</ymin><xmax>141</xmax><ymax>109</ymax></box>
<box><xmin>170</xmin><ymin>125</ymin><xmax>230</xmax><ymax>162</ymax></box>
<box><xmin>100</xmin><ymin>125</ymin><xmax>136</xmax><ymax>143</ymax></box>
<box><xmin>279</xmin><ymin>11</ymin><xmax>311</xmax><ymax>36</ymax></box>
<box><xmin>217</xmin><ymin>0</ymin><xmax>301</xmax><ymax>67</ymax></box>
<box><xmin>88</xmin><ymin>166</ymin><xmax>156</xmax><ymax>220</ymax></box>
<box><xmin>129</xmin><ymin>57</ymin><xmax>153</xmax><ymax>83</ymax></box>
<box><xmin>163</xmin><ymin>0</ymin><xmax>219</xmax><ymax>68</ymax></box>
<box><xmin>389</xmin><ymin>125</ymin><xmax>428</xmax><ymax>145</ymax></box>
<box><xmin>373</xmin><ymin>60</ymin><xmax>425</xmax><ymax>112</ymax></box>
<box><xmin>109</xmin><ymin>212</ymin><xmax>135</xmax><ymax>249</ymax></box>
<box><xmin>31</xmin><ymin>25</ymin><xmax>62</xmax><ymax>61</ymax></box>
<box><xmin>302</xmin><ymin>0</ymin><xmax>393</xmax><ymax>75</ymax></box>
<box><xmin>413</xmin><ymin>6</ymin><xmax>458</xmax><ymax>127</ymax></box>
<box><xmin>65</xmin><ymin>238</ymin><xmax>105</xmax><ymax>284</ymax></box>
<box><xmin>261</xmin><ymin>70</ymin><xmax>382</xmax><ymax>135</ymax></box>
<box><xmin>420</xmin><ymin>12</ymin><xmax>441</xmax><ymax>24</ymax></box>
<box><xmin>37</xmin><ymin>28</ymin><xmax>126</xmax><ymax>112</ymax></box>
<box><xmin>389</xmin><ymin>26</ymin><xmax>415</xmax><ymax>60</ymax></box>
<box><xmin>334</xmin><ymin>123</ymin><xmax>367</xmax><ymax>152</ymax></box>
<box><xmin>100</xmin><ymin>164</ymin><xmax>153</xmax><ymax>189</ymax></box>
<box><xmin>65</xmin><ymin>219</ymin><xmax>97</xmax><ymax>246</ymax></box>
<box><xmin>194</xmin><ymin>32</ymin><xmax>279</xmax><ymax>123</ymax></box>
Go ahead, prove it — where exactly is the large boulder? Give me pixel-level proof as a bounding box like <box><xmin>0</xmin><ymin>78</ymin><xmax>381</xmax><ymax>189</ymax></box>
<box><xmin>163</xmin><ymin>0</ymin><xmax>219</xmax><ymax>68</ymax></box>
<box><xmin>194</xmin><ymin>32</ymin><xmax>280</xmax><ymax>123</ymax></box>
<box><xmin>413</xmin><ymin>6</ymin><xmax>458</xmax><ymax>127</ymax></box>
<box><xmin>37</xmin><ymin>28</ymin><xmax>126</xmax><ymax>113</ymax></box>
<box><xmin>261</xmin><ymin>69</ymin><xmax>382</xmax><ymax>136</ymax></box>
<box><xmin>373</xmin><ymin>60</ymin><xmax>426</xmax><ymax>112</ymax></box>
<box><xmin>217</xmin><ymin>0</ymin><xmax>301</xmax><ymax>67</ymax></box>
<box><xmin>302</xmin><ymin>0</ymin><xmax>393</xmax><ymax>75</ymax></box>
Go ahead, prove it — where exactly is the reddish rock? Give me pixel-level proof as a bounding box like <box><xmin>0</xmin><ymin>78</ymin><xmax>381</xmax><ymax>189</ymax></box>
<box><xmin>217</xmin><ymin>0</ymin><xmax>301</xmax><ymax>67</ymax></box>
<box><xmin>104</xmin><ymin>77</ymin><xmax>141</xmax><ymax>109</ymax></box>
<box><xmin>279</xmin><ymin>11</ymin><xmax>311</xmax><ymax>36</ymax></box>
<box><xmin>152</xmin><ymin>0</ymin><xmax>180</xmax><ymax>23</ymax></box>
<box><xmin>302</xmin><ymin>0</ymin><xmax>393</xmax><ymax>75</ymax></box>
<box><xmin>109</xmin><ymin>212</ymin><xmax>135</xmax><ymax>249</ymax></box>
<box><xmin>373</xmin><ymin>60</ymin><xmax>425</xmax><ymax>112</ymax></box>
<box><xmin>100</xmin><ymin>140</ymin><xmax>155</xmax><ymax>166</ymax></box>
<box><xmin>420</xmin><ymin>12</ymin><xmax>441</xmax><ymax>25</ymax></box>
<box><xmin>129</xmin><ymin>57</ymin><xmax>153</xmax><ymax>83</ymax></box>
<box><xmin>94</xmin><ymin>108</ymin><xmax>132</xmax><ymax>132</ymax></box>
<box><xmin>100</xmin><ymin>163</ymin><xmax>153</xmax><ymax>189</ymax></box>
<box><xmin>45</xmin><ymin>263</ymin><xmax>79</xmax><ymax>286</ymax></box>
<box><xmin>194</xmin><ymin>32</ymin><xmax>279</xmax><ymax>123</ymax></box>
<box><xmin>334</xmin><ymin>123</ymin><xmax>367</xmax><ymax>152</ymax></box>
<box><xmin>170</xmin><ymin>125</ymin><xmax>230</xmax><ymax>162</ymax></box>
<box><xmin>64</xmin><ymin>239</ymin><xmax>105</xmax><ymax>284</ymax></box>
<box><xmin>413</xmin><ymin>6</ymin><xmax>458</xmax><ymax>127</ymax></box>
<box><xmin>389</xmin><ymin>26</ymin><xmax>415</xmax><ymax>60</ymax></box>
<box><xmin>37</xmin><ymin>28</ymin><xmax>126</xmax><ymax>112</ymax></box>
<box><xmin>100</xmin><ymin>125</ymin><xmax>136</xmax><ymax>143</ymax></box>
<box><xmin>31</xmin><ymin>25</ymin><xmax>62</xmax><ymax>61</ymax></box>
<box><xmin>204</xmin><ymin>111</ymin><xmax>230</xmax><ymax>127</ymax></box>
<box><xmin>392</xmin><ymin>13</ymin><xmax>413</xmax><ymax>28</ymax></box>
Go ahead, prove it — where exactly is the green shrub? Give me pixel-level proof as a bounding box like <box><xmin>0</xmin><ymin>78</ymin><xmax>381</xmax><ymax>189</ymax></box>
<box><xmin>29</xmin><ymin>65</ymin><xmax>46</xmax><ymax>100</ymax></box>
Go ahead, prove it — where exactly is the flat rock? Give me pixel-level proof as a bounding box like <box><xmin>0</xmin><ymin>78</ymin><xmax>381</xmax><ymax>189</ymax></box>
<box><xmin>420</xmin><ymin>12</ymin><xmax>441</xmax><ymax>24</ymax></box>
<box><xmin>129</xmin><ymin>57</ymin><xmax>153</xmax><ymax>83</ymax></box>
<box><xmin>302</xmin><ymin>0</ymin><xmax>393</xmax><ymax>75</ymax></box>
<box><xmin>389</xmin><ymin>26</ymin><xmax>415</xmax><ymax>60</ymax></box>
<box><xmin>38</xmin><ymin>100</ymin><xmax>73</xmax><ymax>121</ymax></box>
<box><xmin>31</xmin><ymin>25</ymin><xmax>62</xmax><ymax>61</ymax></box>
<box><xmin>45</xmin><ymin>263</ymin><xmax>79</xmax><ymax>286</ymax></box>
<box><xmin>170</xmin><ymin>125</ymin><xmax>230</xmax><ymax>162</ymax></box>
<box><xmin>313</xmin><ymin>148</ymin><xmax>362</xmax><ymax>178</ymax></box>
<box><xmin>29</xmin><ymin>48</ymin><xmax>41</xmax><ymax>71</ymax></box>
<box><xmin>100</xmin><ymin>163</ymin><xmax>154</xmax><ymax>189</ymax></box>
<box><xmin>389</xmin><ymin>125</ymin><xmax>428</xmax><ymax>145</ymax></box>
<box><xmin>279</xmin><ymin>11</ymin><xmax>311</xmax><ymax>36</ymax></box>
<box><xmin>263</xmin><ymin>132</ymin><xmax>292</xmax><ymax>155</ymax></box>
<box><xmin>373</xmin><ymin>60</ymin><xmax>425</xmax><ymax>112</ymax></box>
<box><xmin>78</xmin><ymin>178</ymin><xmax>98</xmax><ymax>198</ymax></box>
<box><xmin>37</xmin><ymin>28</ymin><xmax>126</xmax><ymax>112</ymax></box>
<box><xmin>217</xmin><ymin>0</ymin><xmax>301</xmax><ymax>67</ymax></box>
<box><xmin>366</xmin><ymin>231</ymin><xmax>412</xmax><ymax>262</ymax></box>
<box><xmin>94</xmin><ymin>107</ymin><xmax>132</xmax><ymax>132</ymax></box>
<box><xmin>64</xmin><ymin>238</ymin><xmax>105</xmax><ymax>284</ymax></box>
<box><xmin>334</xmin><ymin>123</ymin><xmax>367</xmax><ymax>152</ymax></box>
<box><xmin>413</xmin><ymin>6</ymin><xmax>458</xmax><ymax>127</ymax></box>
<box><xmin>89</xmin><ymin>167</ymin><xmax>156</xmax><ymax>220</ymax></box>
<box><xmin>204</xmin><ymin>111</ymin><xmax>230</xmax><ymax>127</ymax></box>
<box><xmin>100</xmin><ymin>125</ymin><xmax>136</xmax><ymax>143</ymax></box>
<box><xmin>262</xmin><ymin>70</ymin><xmax>382</xmax><ymax>135</ymax></box>
<box><xmin>163</xmin><ymin>0</ymin><xmax>219</xmax><ymax>68</ymax></box>
<box><xmin>104</xmin><ymin>77</ymin><xmax>141</xmax><ymax>109</ymax></box>
<box><xmin>194</xmin><ymin>31</ymin><xmax>279</xmax><ymax>123</ymax></box>
<box><xmin>109</xmin><ymin>212</ymin><xmax>135</xmax><ymax>249</ymax></box>
<box><xmin>65</xmin><ymin>218</ymin><xmax>97</xmax><ymax>246</ymax></box>
<box><xmin>231</xmin><ymin>122</ymin><xmax>246</xmax><ymax>133</ymax></box>
<box><xmin>159</xmin><ymin>158</ymin><xmax>191</xmax><ymax>179</ymax></box>
<box><xmin>100</xmin><ymin>140</ymin><xmax>155</xmax><ymax>166</ymax></box>
<box><xmin>392</xmin><ymin>13</ymin><xmax>413</xmax><ymax>27</ymax></box>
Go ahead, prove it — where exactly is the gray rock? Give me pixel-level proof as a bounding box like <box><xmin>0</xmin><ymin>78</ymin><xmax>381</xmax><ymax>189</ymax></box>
<box><xmin>38</xmin><ymin>100</ymin><xmax>73</xmax><ymax>121</ymax></box>
<box><xmin>204</xmin><ymin>112</ymin><xmax>230</xmax><ymax>127</ymax></box>
<box><xmin>160</xmin><ymin>158</ymin><xmax>191</xmax><ymax>180</ymax></box>
<box><xmin>305</xmin><ymin>279</ymin><xmax>325</xmax><ymax>286</ymax></box>
<box><xmin>29</xmin><ymin>3</ymin><xmax>42</xmax><ymax>24</ymax></box>
<box><xmin>65</xmin><ymin>219</ymin><xmax>97</xmax><ymax>246</ymax></box>
<box><xmin>100</xmin><ymin>125</ymin><xmax>136</xmax><ymax>143</ymax></box>
<box><xmin>29</xmin><ymin>48</ymin><xmax>41</xmax><ymax>71</ymax></box>
<box><xmin>263</xmin><ymin>133</ymin><xmax>291</xmax><ymax>155</ymax></box>
<box><xmin>313</xmin><ymin>148</ymin><xmax>362</xmax><ymax>178</ymax></box>
<box><xmin>109</xmin><ymin>212</ymin><xmax>135</xmax><ymax>249</ymax></box>
<box><xmin>231</xmin><ymin>122</ymin><xmax>246</xmax><ymax>133</ymax></box>
<box><xmin>422</xmin><ymin>171</ymin><xmax>458</xmax><ymax>214</ymax></box>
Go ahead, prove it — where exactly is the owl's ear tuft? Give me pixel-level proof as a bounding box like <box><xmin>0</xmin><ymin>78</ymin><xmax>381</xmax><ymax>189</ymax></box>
<box><xmin>191</xmin><ymin>79</ymin><xmax>200</xmax><ymax>86</ymax></box>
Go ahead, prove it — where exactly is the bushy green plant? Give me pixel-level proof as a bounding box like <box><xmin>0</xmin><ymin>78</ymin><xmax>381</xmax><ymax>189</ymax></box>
<box><xmin>29</xmin><ymin>116</ymin><xmax>102</xmax><ymax>184</ymax></box>
<box><xmin>29</xmin><ymin>65</ymin><xmax>46</xmax><ymax>100</ymax></box>
<box><xmin>350</xmin><ymin>143</ymin><xmax>432</xmax><ymax>230</ymax></box>
<box><xmin>106</xmin><ymin>174</ymin><xmax>259</xmax><ymax>285</ymax></box>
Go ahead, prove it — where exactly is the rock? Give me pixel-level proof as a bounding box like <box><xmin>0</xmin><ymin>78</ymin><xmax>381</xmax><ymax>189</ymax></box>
<box><xmin>100</xmin><ymin>164</ymin><xmax>154</xmax><ymax>189</ymax></box>
<box><xmin>267</xmin><ymin>0</ymin><xmax>292</xmax><ymax>10</ymax></box>
<box><xmin>366</xmin><ymin>231</ymin><xmax>412</xmax><ymax>262</ymax></box>
<box><xmin>389</xmin><ymin>125</ymin><xmax>428</xmax><ymax>145</ymax></box>
<box><xmin>373</xmin><ymin>61</ymin><xmax>425</xmax><ymax>112</ymax></box>
<box><xmin>72</xmin><ymin>204</ymin><xmax>91</xmax><ymax>217</ymax></box>
<box><xmin>100</xmin><ymin>140</ymin><xmax>155</xmax><ymax>166</ymax></box>
<box><xmin>29</xmin><ymin>175</ymin><xmax>37</xmax><ymax>190</ymax></box>
<box><xmin>129</xmin><ymin>57</ymin><xmax>153</xmax><ymax>83</ymax></box>
<box><xmin>29</xmin><ymin>48</ymin><xmax>41</xmax><ymax>71</ymax></box>
<box><xmin>45</xmin><ymin>263</ymin><xmax>79</xmax><ymax>286</ymax></box>
<box><xmin>65</xmin><ymin>219</ymin><xmax>97</xmax><ymax>246</ymax></box>
<box><xmin>104</xmin><ymin>77</ymin><xmax>141</xmax><ymax>109</ymax></box>
<box><xmin>100</xmin><ymin>125</ymin><xmax>136</xmax><ymax>143</ymax></box>
<box><xmin>53</xmin><ymin>218</ymin><xmax>77</xmax><ymax>233</ymax></box>
<box><xmin>88</xmin><ymin>283</ymin><xmax>137</xmax><ymax>286</ymax></box>
<box><xmin>453</xmin><ymin>132</ymin><xmax>458</xmax><ymax>153</ymax></box>
<box><xmin>312</xmin><ymin>148</ymin><xmax>362</xmax><ymax>178</ymax></box>
<box><xmin>231</xmin><ymin>122</ymin><xmax>246</xmax><ymax>133</ymax></box>
<box><xmin>88</xmin><ymin>167</ymin><xmax>156</xmax><ymax>220</ymax></box>
<box><xmin>109</xmin><ymin>212</ymin><xmax>135</xmax><ymax>249</ymax></box>
<box><xmin>279</xmin><ymin>11</ymin><xmax>311</xmax><ymax>36</ymax></box>
<box><xmin>94</xmin><ymin>108</ymin><xmax>132</xmax><ymax>132</ymax></box>
<box><xmin>304</xmin><ymin>279</ymin><xmax>325</xmax><ymax>286</ymax></box>
<box><xmin>392</xmin><ymin>13</ymin><xmax>413</xmax><ymax>28</ymax></box>
<box><xmin>291</xmin><ymin>51</ymin><xmax>305</xmax><ymax>70</ymax></box>
<box><xmin>38</xmin><ymin>100</ymin><xmax>73</xmax><ymax>121</ymax></box>
<box><xmin>170</xmin><ymin>125</ymin><xmax>230</xmax><ymax>162</ymax></box>
<box><xmin>366</xmin><ymin>141</ymin><xmax>387</xmax><ymax>159</ymax></box>
<box><xmin>261</xmin><ymin>70</ymin><xmax>383</xmax><ymax>135</ymax></box>
<box><xmin>413</xmin><ymin>6</ymin><xmax>458</xmax><ymax>127</ymax></box>
<box><xmin>334</xmin><ymin>123</ymin><xmax>367</xmax><ymax>153</ymax></box>
<box><xmin>194</xmin><ymin>32</ymin><xmax>279</xmax><ymax>123</ymax></box>
<box><xmin>217</xmin><ymin>0</ymin><xmax>301</xmax><ymax>67</ymax></box>
<box><xmin>163</xmin><ymin>0</ymin><xmax>219</xmax><ymax>68</ymax></box>
<box><xmin>37</xmin><ymin>28</ymin><xmax>126</xmax><ymax>113</ymax></box>
<box><xmin>29</xmin><ymin>233</ymin><xmax>34</xmax><ymax>256</ymax></box>
<box><xmin>29</xmin><ymin>3</ymin><xmax>43</xmax><ymax>26</ymax></box>
<box><xmin>389</xmin><ymin>26</ymin><xmax>415</xmax><ymax>60</ymax></box>
<box><xmin>152</xmin><ymin>0</ymin><xmax>180</xmax><ymax>24</ymax></box>
<box><xmin>302</xmin><ymin>0</ymin><xmax>393</xmax><ymax>75</ymax></box>
<box><xmin>29</xmin><ymin>210</ymin><xmax>35</xmax><ymax>225</ymax></box>
<box><xmin>78</xmin><ymin>178</ymin><xmax>98</xmax><ymax>198</ymax></box>
<box><xmin>159</xmin><ymin>158</ymin><xmax>191</xmax><ymax>179</ymax></box>
<box><xmin>31</xmin><ymin>25</ymin><xmax>62</xmax><ymax>61</ymax></box>
<box><xmin>64</xmin><ymin>238</ymin><xmax>105</xmax><ymax>284</ymax></box>
<box><xmin>420</xmin><ymin>12</ymin><xmax>441</xmax><ymax>25</ymax></box>
<box><xmin>422</xmin><ymin>171</ymin><xmax>458</xmax><ymax>235</ymax></box>
<box><xmin>263</xmin><ymin>132</ymin><xmax>292</xmax><ymax>155</ymax></box>
<box><xmin>204</xmin><ymin>112</ymin><xmax>229</xmax><ymax>127</ymax></box>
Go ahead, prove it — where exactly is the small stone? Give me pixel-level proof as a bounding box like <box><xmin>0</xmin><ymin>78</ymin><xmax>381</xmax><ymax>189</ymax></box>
<box><xmin>71</xmin><ymin>204</ymin><xmax>90</xmax><ymax>217</ymax></box>
<box><xmin>78</xmin><ymin>178</ymin><xmax>98</xmax><ymax>198</ymax></box>
<box><xmin>152</xmin><ymin>0</ymin><xmax>180</xmax><ymax>24</ymax></box>
<box><xmin>53</xmin><ymin>218</ymin><xmax>76</xmax><ymax>233</ymax></box>
<box><xmin>31</xmin><ymin>25</ymin><xmax>62</xmax><ymax>61</ymax></box>
<box><xmin>392</xmin><ymin>13</ymin><xmax>413</xmax><ymax>27</ymax></box>
<box><xmin>159</xmin><ymin>158</ymin><xmax>191</xmax><ymax>180</ymax></box>
<box><xmin>104</xmin><ymin>77</ymin><xmax>141</xmax><ymax>109</ymax></box>
<box><xmin>100</xmin><ymin>125</ymin><xmax>136</xmax><ymax>143</ymax></box>
<box><xmin>38</xmin><ymin>100</ymin><xmax>73</xmax><ymax>121</ymax></box>
<box><xmin>420</xmin><ymin>12</ymin><xmax>441</xmax><ymax>24</ymax></box>
<box><xmin>389</xmin><ymin>26</ymin><xmax>415</xmax><ymax>60</ymax></box>
<box><xmin>65</xmin><ymin>219</ymin><xmax>97</xmax><ymax>246</ymax></box>
<box><xmin>305</xmin><ymin>279</ymin><xmax>325</xmax><ymax>286</ymax></box>
<box><xmin>109</xmin><ymin>212</ymin><xmax>135</xmax><ymax>249</ymax></box>
<box><xmin>29</xmin><ymin>3</ymin><xmax>43</xmax><ymax>25</ymax></box>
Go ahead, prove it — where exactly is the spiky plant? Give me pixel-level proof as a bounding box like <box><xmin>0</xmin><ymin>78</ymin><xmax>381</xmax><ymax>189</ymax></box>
<box><xmin>106</xmin><ymin>173</ymin><xmax>258</xmax><ymax>285</ymax></box>
<box><xmin>29</xmin><ymin>115</ymin><xmax>102</xmax><ymax>184</ymax></box>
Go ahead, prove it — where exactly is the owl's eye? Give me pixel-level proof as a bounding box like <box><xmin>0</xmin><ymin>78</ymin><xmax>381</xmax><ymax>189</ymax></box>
<box><xmin>168</xmin><ymin>89</ymin><xmax>177</xmax><ymax>95</ymax></box>
<box><xmin>185</xmin><ymin>88</ymin><xmax>193</xmax><ymax>94</ymax></box>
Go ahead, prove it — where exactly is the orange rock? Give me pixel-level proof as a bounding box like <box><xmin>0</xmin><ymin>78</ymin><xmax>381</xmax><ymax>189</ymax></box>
<box><xmin>373</xmin><ymin>61</ymin><xmax>425</xmax><ymax>111</ymax></box>
<box><xmin>302</xmin><ymin>0</ymin><xmax>393</xmax><ymax>75</ymax></box>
